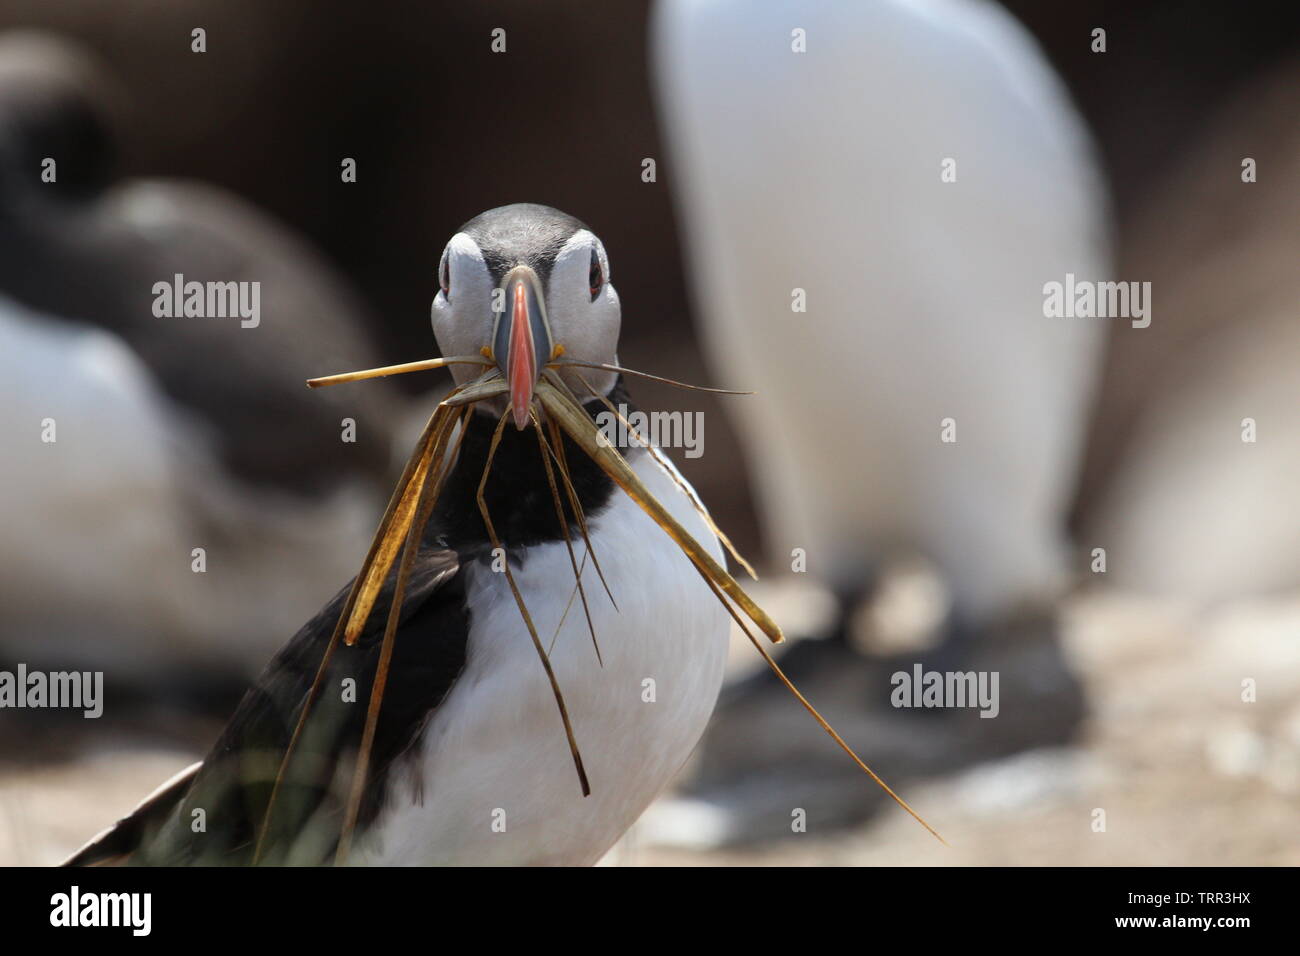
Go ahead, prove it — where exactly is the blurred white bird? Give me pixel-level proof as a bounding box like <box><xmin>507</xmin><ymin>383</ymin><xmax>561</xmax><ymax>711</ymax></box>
<box><xmin>645</xmin><ymin>1</ymin><xmax>1111</xmax><ymax>839</ymax></box>
<box><xmin>0</xmin><ymin>294</ymin><xmax>384</xmax><ymax>687</ymax></box>
<box><xmin>655</xmin><ymin>0</ymin><xmax>1110</xmax><ymax>633</ymax></box>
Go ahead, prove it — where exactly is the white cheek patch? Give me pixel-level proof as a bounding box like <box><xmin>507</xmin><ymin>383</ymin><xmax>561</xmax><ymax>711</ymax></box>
<box><xmin>549</xmin><ymin>229</ymin><xmax>612</xmax><ymax>302</ymax></box>
<box><xmin>445</xmin><ymin>232</ymin><xmax>493</xmax><ymax>306</ymax></box>
<box><xmin>556</xmin><ymin>229</ymin><xmax>596</xmax><ymax>259</ymax></box>
<box><xmin>445</xmin><ymin>232</ymin><xmax>486</xmax><ymax>295</ymax></box>
<box><xmin>553</xmin><ymin>229</ymin><xmax>602</xmax><ymax>283</ymax></box>
<box><xmin>432</xmin><ymin>232</ymin><xmax>497</xmax><ymax>371</ymax></box>
<box><xmin>543</xmin><ymin>231</ymin><xmax>620</xmax><ymax>393</ymax></box>
<box><xmin>548</xmin><ymin>232</ymin><xmax>597</xmax><ymax>331</ymax></box>
<box><xmin>446</xmin><ymin>232</ymin><xmax>485</xmax><ymax>262</ymax></box>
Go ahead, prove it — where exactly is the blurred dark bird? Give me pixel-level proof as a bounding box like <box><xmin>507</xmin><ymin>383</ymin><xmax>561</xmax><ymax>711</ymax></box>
<box><xmin>0</xmin><ymin>32</ymin><xmax>404</xmax><ymax>683</ymax></box>
<box><xmin>66</xmin><ymin>204</ymin><xmax>730</xmax><ymax>866</ymax></box>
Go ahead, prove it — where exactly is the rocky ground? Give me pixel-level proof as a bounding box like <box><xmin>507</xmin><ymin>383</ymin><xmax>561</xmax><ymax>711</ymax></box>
<box><xmin>3</xmin><ymin>587</ymin><xmax>1297</xmax><ymax>867</ymax></box>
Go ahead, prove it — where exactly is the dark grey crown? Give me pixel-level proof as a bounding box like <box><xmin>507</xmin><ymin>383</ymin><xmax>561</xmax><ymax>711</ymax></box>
<box><xmin>460</xmin><ymin>203</ymin><xmax>590</xmax><ymax>285</ymax></box>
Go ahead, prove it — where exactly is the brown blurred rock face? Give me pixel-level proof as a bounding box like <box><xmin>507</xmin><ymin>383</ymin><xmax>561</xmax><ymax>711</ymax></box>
<box><xmin>1075</xmin><ymin>59</ymin><xmax>1300</xmax><ymax>597</ymax></box>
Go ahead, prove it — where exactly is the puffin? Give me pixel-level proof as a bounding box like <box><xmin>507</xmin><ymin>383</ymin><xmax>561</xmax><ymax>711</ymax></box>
<box><xmin>66</xmin><ymin>204</ymin><xmax>733</xmax><ymax>866</ymax></box>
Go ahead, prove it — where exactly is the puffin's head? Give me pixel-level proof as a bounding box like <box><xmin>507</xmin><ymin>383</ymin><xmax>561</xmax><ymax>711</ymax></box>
<box><xmin>431</xmin><ymin>203</ymin><xmax>620</xmax><ymax>429</ymax></box>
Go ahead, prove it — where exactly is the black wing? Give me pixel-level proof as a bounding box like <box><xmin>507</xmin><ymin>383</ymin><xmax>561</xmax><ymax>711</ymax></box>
<box><xmin>66</xmin><ymin>548</ymin><xmax>469</xmax><ymax>866</ymax></box>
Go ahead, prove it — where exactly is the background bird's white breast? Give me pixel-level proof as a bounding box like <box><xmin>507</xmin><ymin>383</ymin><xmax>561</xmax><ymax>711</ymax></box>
<box><xmin>654</xmin><ymin>0</ymin><xmax>1110</xmax><ymax>617</ymax></box>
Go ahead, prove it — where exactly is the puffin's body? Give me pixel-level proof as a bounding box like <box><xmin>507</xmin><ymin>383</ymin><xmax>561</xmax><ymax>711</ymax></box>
<box><xmin>355</xmin><ymin>446</ymin><xmax>726</xmax><ymax>866</ymax></box>
<box><xmin>67</xmin><ymin>204</ymin><xmax>730</xmax><ymax>866</ymax></box>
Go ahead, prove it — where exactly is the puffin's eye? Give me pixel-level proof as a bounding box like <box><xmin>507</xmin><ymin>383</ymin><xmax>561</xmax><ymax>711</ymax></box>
<box><xmin>439</xmin><ymin>251</ymin><xmax>451</xmax><ymax>298</ymax></box>
<box><xmin>588</xmin><ymin>247</ymin><xmax>603</xmax><ymax>300</ymax></box>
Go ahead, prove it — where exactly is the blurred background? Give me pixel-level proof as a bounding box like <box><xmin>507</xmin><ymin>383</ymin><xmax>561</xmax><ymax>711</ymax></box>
<box><xmin>1</xmin><ymin>0</ymin><xmax>1297</xmax><ymax>865</ymax></box>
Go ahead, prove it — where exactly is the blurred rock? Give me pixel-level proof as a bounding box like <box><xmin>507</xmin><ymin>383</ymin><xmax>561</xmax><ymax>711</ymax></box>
<box><xmin>610</xmin><ymin>590</ymin><xmax>1300</xmax><ymax>865</ymax></box>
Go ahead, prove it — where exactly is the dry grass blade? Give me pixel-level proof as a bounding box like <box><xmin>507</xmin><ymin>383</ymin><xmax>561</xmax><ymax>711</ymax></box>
<box><xmin>441</xmin><ymin>375</ymin><xmax>507</xmax><ymax>407</ymax></box>
<box><xmin>254</xmin><ymin>388</ymin><xmax>464</xmax><ymax>862</ymax></box>
<box><xmin>532</xmin><ymin>410</ymin><xmax>602</xmax><ymax>666</ymax></box>
<box><xmin>537</xmin><ymin>371</ymin><xmax>944</xmax><ymax>840</ymax></box>
<box><xmin>544</xmin><ymin>414</ymin><xmax>618</xmax><ymax>612</ymax></box>
<box><xmin>335</xmin><ymin>407</ymin><xmax>472</xmax><ymax>864</ymax></box>
<box><xmin>339</xmin><ymin>369</ymin><xmax>498</xmax><ymax>643</ymax></box>
<box><xmin>307</xmin><ymin>355</ymin><xmax>492</xmax><ymax>389</ymax></box>
<box><xmin>549</xmin><ymin>368</ymin><xmax>942</xmax><ymax>841</ymax></box>
<box><xmin>548</xmin><ymin>359</ymin><xmax>752</xmax><ymax>395</ymax></box>
<box><xmin>335</xmin><ymin>467</ymin><xmax>430</xmax><ymax>863</ymax></box>
<box><xmin>537</xmin><ymin>374</ymin><xmax>783</xmax><ymax>645</ymax></box>
<box><xmin>478</xmin><ymin>410</ymin><xmax>591</xmax><ymax>797</ymax></box>
<box><xmin>344</xmin><ymin>402</ymin><xmax>461</xmax><ymax>645</ymax></box>
<box><xmin>574</xmin><ymin>371</ymin><xmax>758</xmax><ymax>581</ymax></box>
<box><xmin>696</xmin><ymin>571</ymin><xmax>948</xmax><ymax>846</ymax></box>
<box><xmin>547</xmin><ymin>552</ymin><xmax>589</xmax><ymax>655</ymax></box>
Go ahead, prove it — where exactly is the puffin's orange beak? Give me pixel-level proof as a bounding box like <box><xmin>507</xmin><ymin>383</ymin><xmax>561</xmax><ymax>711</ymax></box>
<box><xmin>492</xmin><ymin>266</ymin><xmax>551</xmax><ymax>430</ymax></box>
